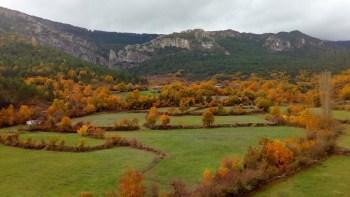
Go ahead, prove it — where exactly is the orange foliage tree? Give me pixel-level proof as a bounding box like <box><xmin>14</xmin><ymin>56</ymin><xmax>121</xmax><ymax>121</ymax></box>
<box><xmin>262</xmin><ymin>139</ymin><xmax>294</xmax><ymax>169</ymax></box>
<box><xmin>58</xmin><ymin>116</ymin><xmax>72</xmax><ymax>131</ymax></box>
<box><xmin>145</xmin><ymin>106</ymin><xmax>158</xmax><ymax>127</ymax></box>
<box><xmin>202</xmin><ymin>110</ymin><xmax>214</xmax><ymax>127</ymax></box>
<box><xmin>17</xmin><ymin>105</ymin><xmax>33</xmax><ymax>124</ymax></box>
<box><xmin>119</xmin><ymin>169</ymin><xmax>145</xmax><ymax>197</ymax></box>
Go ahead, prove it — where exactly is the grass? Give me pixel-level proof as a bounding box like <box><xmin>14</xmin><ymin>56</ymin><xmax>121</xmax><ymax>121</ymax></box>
<box><xmin>114</xmin><ymin>126</ymin><xmax>305</xmax><ymax>190</ymax></box>
<box><xmin>0</xmin><ymin>144</ymin><xmax>155</xmax><ymax>197</ymax></box>
<box><xmin>73</xmin><ymin>112</ymin><xmax>146</xmax><ymax>127</ymax></box>
<box><xmin>156</xmin><ymin>107</ymin><xmax>198</xmax><ymax>113</ymax></box>
<box><xmin>255</xmin><ymin>156</ymin><xmax>350</xmax><ymax>197</ymax></box>
<box><xmin>194</xmin><ymin>106</ymin><xmax>256</xmax><ymax>113</ymax></box>
<box><xmin>73</xmin><ymin>112</ymin><xmax>268</xmax><ymax>128</ymax></box>
<box><xmin>0</xmin><ymin>125</ymin><xmax>304</xmax><ymax>195</ymax></box>
<box><xmin>337</xmin><ymin>125</ymin><xmax>350</xmax><ymax>149</ymax></box>
<box><xmin>112</xmin><ymin>90</ymin><xmax>159</xmax><ymax>98</ymax></box>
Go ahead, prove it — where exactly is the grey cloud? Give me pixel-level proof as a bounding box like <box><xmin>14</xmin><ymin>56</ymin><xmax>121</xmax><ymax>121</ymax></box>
<box><xmin>0</xmin><ymin>0</ymin><xmax>349</xmax><ymax>40</ymax></box>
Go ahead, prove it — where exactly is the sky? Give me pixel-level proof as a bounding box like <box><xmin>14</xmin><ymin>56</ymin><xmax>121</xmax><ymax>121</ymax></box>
<box><xmin>1</xmin><ymin>0</ymin><xmax>350</xmax><ymax>41</ymax></box>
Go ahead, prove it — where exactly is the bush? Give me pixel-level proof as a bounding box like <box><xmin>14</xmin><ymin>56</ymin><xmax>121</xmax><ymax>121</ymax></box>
<box><xmin>159</xmin><ymin>114</ymin><xmax>170</xmax><ymax>126</ymax></box>
<box><xmin>77</xmin><ymin>125</ymin><xmax>89</xmax><ymax>136</ymax></box>
<box><xmin>114</xmin><ymin>118</ymin><xmax>139</xmax><ymax>130</ymax></box>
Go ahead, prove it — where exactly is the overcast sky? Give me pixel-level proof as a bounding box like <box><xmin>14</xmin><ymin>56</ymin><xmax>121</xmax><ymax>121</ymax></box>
<box><xmin>1</xmin><ymin>0</ymin><xmax>350</xmax><ymax>41</ymax></box>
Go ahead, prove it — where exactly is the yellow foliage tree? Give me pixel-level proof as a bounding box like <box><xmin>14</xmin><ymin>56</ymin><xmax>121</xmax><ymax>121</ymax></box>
<box><xmin>159</xmin><ymin>114</ymin><xmax>170</xmax><ymax>126</ymax></box>
<box><xmin>269</xmin><ymin>106</ymin><xmax>281</xmax><ymax>117</ymax></box>
<box><xmin>77</xmin><ymin>125</ymin><xmax>90</xmax><ymax>136</ymax></box>
<box><xmin>17</xmin><ymin>105</ymin><xmax>32</xmax><ymax>123</ymax></box>
<box><xmin>146</xmin><ymin>107</ymin><xmax>158</xmax><ymax>127</ymax></box>
<box><xmin>85</xmin><ymin>103</ymin><xmax>96</xmax><ymax>113</ymax></box>
<box><xmin>58</xmin><ymin>116</ymin><xmax>72</xmax><ymax>130</ymax></box>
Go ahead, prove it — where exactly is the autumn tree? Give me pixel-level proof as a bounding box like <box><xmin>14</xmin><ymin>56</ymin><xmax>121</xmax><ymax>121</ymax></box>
<box><xmin>339</xmin><ymin>85</ymin><xmax>350</xmax><ymax>100</ymax></box>
<box><xmin>255</xmin><ymin>97</ymin><xmax>273</xmax><ymax>112</ymax></box>
<box><xmin>146</xmin><ymin>106</ymin><xmax>158</xmax><ymax>127</ymax></box>
<box><xmin>85</xmin><ymin>103</ymin><xmax>96</xmax><ymax>114</ymax></box>
<box><xmin>202</xmin><ymin>110</ymin><xmax>214</xmax><ymax>127</ymax></box>
<box><xmin>119</xmin><ymin>169</ymin><xmax>145</xmax><ymax>197</ymax></box>
<box><xmin>5</xmin><ymin>105</ymin><xmax>15</xmax><ymax>126</ymax></box>
<box><xmin>269</xmin><ymin>106</ymin><xmax>281</xmax><ymax>117</ymax></box>
<box><xmin>17</xmin><ymin>105</ymin><xmax>32</xmax><ymax>123</ymax></box>
<box><xmin>179</xmin><ymin>98</ymin><xmax>190</xmax><ymax>113</ymax></box>
<box><xmin>58</xmin><ymin>116</ymin><xmax>72</xmax><ymax>131</ymax></box>
<box><xmin>262</xmin><ymin>139</ymin><xmax>294</xmax><ymax>169</ymax></box>
<box><xmin>160</xmin><ymin>114</ymin><xmax>170</xmax><ymax>126</ymax></box>
<box><xmin>319</xmin><ymin>71</ymin><xmax>333</xmax><ymax>128</ymax></box>
<box><xmin>83</xmin><ymin>85</ymin><xmax>93</xmax><ymax>96</ymax></box>
<box><xmin>104</xmin><ymin>75</ymin><xmax>114</xmax><ymax>83</ymax></box>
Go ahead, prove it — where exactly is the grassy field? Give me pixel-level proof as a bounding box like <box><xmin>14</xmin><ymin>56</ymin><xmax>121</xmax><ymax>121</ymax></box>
<box><xmin>0</xmin><ymin>125</ymin><xmax>304</xmax><ymax>195</ymax></box>
<box><xmin>0</xmin><ymin>144</ymin><xmax>155</xmax><ymax>197</ymax></box>
<box><xmin>194</xmin><ymin>106</ymin><xmax>256</xmax><ymax>113</ymax></box>
<box><xmin>112</xmin><ymin>90</ymin><xmax>159</xmax><ymax>98</ymax></box>
<box><xmin>115</xmin><ymin>126</ymin><xmax>305</xmax><ymax>190</ymax></box>
<box><xmin>73</xmin><ymin>112</ymin><xmax>268</xmax><ymax>127</ymax></box>
<box><xmin>251</xmin><ymin>109</ymin><xmax>350</xmax><ymax>197</ymax></box>
<box><xmin>255</xmin><ymin>156</ymin><xmax>350</xmax><ymax>197</ymax></box>
<box><xmin>337</xmin><ymin>125</ymin><xmax>350</xmax><ymax>149</ymax></box>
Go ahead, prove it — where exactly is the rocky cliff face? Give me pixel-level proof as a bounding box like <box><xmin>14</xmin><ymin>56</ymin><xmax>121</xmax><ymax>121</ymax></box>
<box><xmin>0</xmin><ymin>7</ymin><xmax>158</xmax><ymax>66</ymax></box>
<box><xmin>263</xmin><ymin>31</ymin><xmax>324</xmax><ymax>51</ymax></box>
<box><xmin>0</xmin><ymin>7</ymin><xmax>109</xmax><ymax>65</ymax></box>
<box><xmin>110</xmin><ymin>29</ymin><xmax>327</xmax><ymax>68</ymax></box>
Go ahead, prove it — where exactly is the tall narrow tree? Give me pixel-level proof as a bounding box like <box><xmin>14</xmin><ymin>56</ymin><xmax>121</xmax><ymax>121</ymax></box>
<box><xmin>319</xmin><ymin>71</ymin><xmax>332</xmax><ymax>128</ymax></box>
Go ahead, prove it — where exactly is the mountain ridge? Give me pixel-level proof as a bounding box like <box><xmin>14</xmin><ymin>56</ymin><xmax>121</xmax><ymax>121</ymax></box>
<box><xmin>1</xmin><ymin>6</ymin><xmax>350</xmax><ymax>79</ymax></box>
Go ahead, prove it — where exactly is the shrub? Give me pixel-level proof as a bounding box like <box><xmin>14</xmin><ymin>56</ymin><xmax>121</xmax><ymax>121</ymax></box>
<box><xmin>77</xmin><ymin>125</ymin><xmax>90</xmax><ymax>136</ymax></box>
<box><xmin>114</xmin><ymin>118</ymin><xmax>139</xmax><ymax>130</ymax></box>
<box><xmin>160</xmin><ymin>114</ymin><xmax>170</xmax><ymax>126</ymax></box>
<box><xmin>202</xmin><ymin>168</ymin><xmax>213</xmax><ymax>186</ymax></box>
